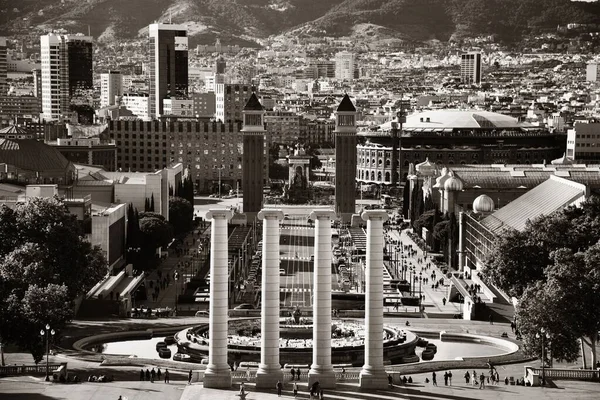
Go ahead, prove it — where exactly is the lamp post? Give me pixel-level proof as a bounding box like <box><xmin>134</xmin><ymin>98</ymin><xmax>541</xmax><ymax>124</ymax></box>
<box><xmin>216</xmin><ymin>166</ymin><xmax>225</xmax><ymax>198</ymax></box>
<box><xmin>409</xmin><ymin>265</ymin><xmax>415</xmax><ymax>296</ymax></box>
<box><xmin>418</xmin><ymin>272</ymin><xmax>423</xmax><ymax>311</ymax></box>
<box><xmin>173</xmin><ymin>270</ymin><xmax>180</xmax><ymax>316</ymax></box>
<box><xmin>536</xmin><ymin>327</ymin><xmax>550</xmax><ymax>386</ymax></box>
<box><xmin>40</xmin><ymin>324</ymin><xmax>55</xmax><ymax>381</ymax></box>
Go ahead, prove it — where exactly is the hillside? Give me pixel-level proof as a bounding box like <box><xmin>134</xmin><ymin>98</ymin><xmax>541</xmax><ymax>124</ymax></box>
<box><xmin>1</xmin><ymin>0</ymin><xmax>600</xmax><ymax>45</ymax></box>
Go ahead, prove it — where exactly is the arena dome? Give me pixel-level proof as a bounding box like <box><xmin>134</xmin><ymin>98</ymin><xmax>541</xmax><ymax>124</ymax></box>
<box><xmin>472</xmin><ymin>194</ymin><xmax>495</xmax><ymax>214</ymax></box>
<box><xmin>444</xmin><ymin>171</ymin><xmax>464</xmax><ymax>191</ymax></box>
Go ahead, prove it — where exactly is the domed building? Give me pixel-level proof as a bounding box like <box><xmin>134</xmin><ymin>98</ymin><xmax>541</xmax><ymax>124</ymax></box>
<box><xmin>0</xmin><ymin>126</ymin><xmax>76</xmax><ymax>185</ymax></box>
<box><xmin>357</xmin><ymin>109</ymin><xmax>566</xmax><ymax>182</ymax></box>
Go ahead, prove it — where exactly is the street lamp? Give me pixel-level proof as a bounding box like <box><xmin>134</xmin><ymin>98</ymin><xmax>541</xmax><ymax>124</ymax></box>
<box><xmin>418</xmin><ymin>272</ymin><xmax>423</xmax><ymax>311</ymax></box>
<box><xmin>40</xmin><ymin>324</ymin><xmax>55</xmax><ymax>381</ymax></box>
<box><xmin>409</xmin><ymin>265</ymin><xmax>415</xmax><ymax>296</ymax></box>
<box><xmin>173</xmin><ymin>270</ymin><xmax>180</xmax><ymax>316</ymax></box>
<box><xmin>536</xmin><ymin>327</ymin><xmax>551</xmax><ymax>386</ymax></box>
<box><xmin>216</xmin><ymin>165</ymin><xmax>225</xmax><ymax>198</ymax></box>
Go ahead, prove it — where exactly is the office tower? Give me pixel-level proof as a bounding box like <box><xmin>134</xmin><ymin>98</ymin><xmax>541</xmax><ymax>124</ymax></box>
<box><xmin>215</xmin><ymin>83</ymin><xmax>254</xmax><ymax>123</ymax></box>
<box><xmin>335</xmin><ymin>94</ymin><xmax>357</xmax><ymax>220</ymax></box>
<box><xmin>100</xmin><ymin>70</ymin><xmax>123</xmax><ymax>108</ymax></box>
<box><xmin>335</xmin><ymin>51</ymin><xmax>355</xmax><ymax>81</ymax></box>
<box><xmin>40</xmin><ymin>33</ymin><xmax>93</xmax><ymax>121</ymax></box>
<box><xmin>241</xmin><ymin>93</ymin><xmax>265</xmax><ymax>218</ymax></box>
<box><xmin>460</xmin><ymin>51</ymin><xmax>482</xmax><ymax>84</ymax></box>
<box><xmin>66</xmin><ymin>34</ymin><xmax>93</xmax><ymax>94</ymax></box>
<box><xmin>148</xmin><ymin>23</ymin><xmax>188</xmax><ymax>118</ymax></box>
<box><xmin>0</xmin><ymin>37</ymin><xmax>6</xmax><ymax>95</ymax></box>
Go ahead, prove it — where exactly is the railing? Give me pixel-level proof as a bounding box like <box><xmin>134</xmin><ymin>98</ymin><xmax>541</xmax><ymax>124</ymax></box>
<box><xmin>230</xmin><ymin>370</ymin><xmax>361</xmax><ymax>382</ymax></box>
<box><xmin>528</xmin><ymin>367</ymin><xmax>599</xmax><ymax>381</ymax></box>
<box><xmin>0</xmin><ymin>364</ymin><xmax>62</xmax><ymax>376</ymax></box>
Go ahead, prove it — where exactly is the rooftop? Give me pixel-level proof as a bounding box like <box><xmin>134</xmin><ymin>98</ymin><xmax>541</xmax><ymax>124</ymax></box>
<box><xmin>337</xmin><ymin>94</ymin><xmax>357</xmax><ymax>112</ymax></box>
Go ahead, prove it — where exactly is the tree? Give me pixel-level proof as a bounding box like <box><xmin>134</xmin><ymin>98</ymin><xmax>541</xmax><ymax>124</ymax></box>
<box><xmin>150</xmin><ymin>194</ymin><xmax>155</xmax><ymax>212</ymax></box>
<box><xmin>169</xmin><ymin>197</ymin><xmax>194</xmax><ymax>236</ymax></box>
<box><xmin>139</xmin><ymin>213</ymin><xmax>173</xmax><ymax>265</ymax></box>
<box><xmin>402</xmin><ymin>180</ymin><xmax>410</xmax><ymax>219</ymax></box>
<box><xmin>0</xmin><ymin>198</ymin><xmax>107</xmax><ymax>361</ymax></box>
<box><xmin>517</xmin><ymin>246</ymin><xmax>600</xmax><ymax>366</ymax></box>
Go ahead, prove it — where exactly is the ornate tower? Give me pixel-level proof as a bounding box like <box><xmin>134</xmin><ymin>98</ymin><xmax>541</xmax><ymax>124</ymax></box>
<box><xmin>242</xmin><ymin>93</ymin><xmax>265</xmax><ymax>219</ymax></box>
<box><xmin>335</xmin><ymin>94</ymin><xmax>357</xmax><ymax>220</ymax></box>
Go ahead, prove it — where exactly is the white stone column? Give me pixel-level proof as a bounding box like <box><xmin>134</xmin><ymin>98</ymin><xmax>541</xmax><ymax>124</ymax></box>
<box><xmin>308</xmin><ymin>210</ymin><xmax>337</xmax><ymax>389</ymax></box>
<box><xmin>359</xmin><ymin>210</ymin><xmax>389</xmax><ymax>389</ymax></box>
<box><xmin>255</xmin><ymin>209</ymin><xmax>284</xmax><ymax>388</ymax></box>
<box><xmin>204</xmin><ymin>209</ymin><xmax>234</xmax><ymax>388</ymax></box>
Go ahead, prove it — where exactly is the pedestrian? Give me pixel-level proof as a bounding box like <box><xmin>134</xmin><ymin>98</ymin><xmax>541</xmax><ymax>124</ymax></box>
<box><xmin>140</xmin><ymin>369</ymin><xmax>144</xmax><ymax>381</ymax></box>
<box><xmin>448</xmin><ymin>370</ymin><xmax>452</xmax><ymax>385</ymax></box>
<box><xmin>489</xmin><ymin>314</ymin><xmax>494</xmax><ymax>324</ymax></box>
<box><xmin>188</xmin><ymin>369</ymin><xmax>193</xmax><ymax>384</ymax></box>
<box><xmin>240</xmin><ymin>382</ymin><xmax>245</xmax><ymax>395</ymax></box>
<box><xmin>472</xmin><ymin>370</ymin><xmax>477</xmax><ymax>386</ymax></box>
<box><xmin>432</xmin><ymin>371</ymin><xmax>437</xmax><ymax>386</ymax></box>
<box><xmin>290</xmin><ymin>367</ymin><xmax>295</xmax><ymax>381</ymax></box>
<box><xmin>296</xmin><ymin>368</ymin><xmax>301</xmax><ymax>380</ymax></box>
<box><xmin>157</xmin><ymin>368</ymin><xmax>161</xmax><ymax>380</ymax></box>
<box><xmin>276</xmin><ymin>380</ymin><xmax>283</xmax><ymax>397</ymax></box>
<box><xmin>464</xmin><ymin>370</ymin><xmax>470</xmax><ymax>384</ymax></box>
<box><xmin>246</xmin><ymin>367</ymin><xmax>251</xmax><ymax>381</ymax></box>
<box><xmin>293</xmin><ymin>381</ymin><xmax>298</xmax><ymax>398</ymax></box>
<box><xmin>145</xmin><ymin>369</ymin><xmax>150</xmax><ymax>381</ymax></box>
<box><xmin>388</xmin><ymin>374</ymin><xmax>393</xmax><ymax>387</ymax></box>
<box><xmin>495</xmin><ymin>371</ymin><xmax>500</xmax><ymax>384</ymax></box>
<box><xmin>442</xmin><ymin>297</ymin><xmax>446</xmax><ymax>305</ymax></box>
<box><xmin>150</xmin><ymin>368</ymin><xmax>155</xmax><ymax>383</ymax></box>
<box><xmin>510</xmin><ymin>321</ymin><xmax>515</xmax><ymax>333</ymax></box>
<box><xmin>479</xmin><ymin>372</ymin><xmax>485</xmax><ymax>389</ymax></box>
<box><xmin>443</xmin><ymin>371</ymin><xmax>448</xmax><ymax>386</ymax></box>
<box><xmin>164</xmin><ymin>368</ymin><xmax>170</xmax><ymax>383</ymax></box>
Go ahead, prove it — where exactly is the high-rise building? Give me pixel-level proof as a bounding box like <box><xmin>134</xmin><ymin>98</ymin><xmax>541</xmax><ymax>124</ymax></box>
<box><xmin>0</xmin><ymin>37</ymin><xmax>7</xmax><ymax>95</ymax></box>
<box><xmin>242</xmin><ymin>93</ymin><xmax>265</xmax><ymax>217</ymax></box>
<box><xmin>100</xmin><ymin>71</ymin><xmax>123</xmax><ymax>108</ymax></box>
<box><xmin>460</xmin><ymin>51</ymin><xmax>482</xmax><ymax>84</ymax></box>
<box><xmin>335</xmin><ymin>51</ymin><xmax>355</xmax><ymax>81</ymax></box>
<box><xmin>148</xmin><ymin>23</ymin><xmax>188</xmax><ymax>118</ymax></box>
<box><xmin>335</xmin><ymin>94</ymin><xmax>357</xmax><ymax>220</ymax></box>
<box><xmin>309</xmin><ymin>60</ymin><xmax>335</xmax><ymax>79</ymax></box>
<box><xmin>66</xmin><ymin>34</ymin><xmax>93</xmax><ymax>94</ymax></box>
<box><xmin>215</xmin><ymin>83</ymin><xmax>254</xmax><ymax>123</ymax></box>
<box><xmin>40</xmin><ymin>33</ymin><xmax>93</xmax><ymax>121</ymax></box>
<box><xmin>32</xmin><ymin>69</ymin><xmax>42</xmax><ymax>115</ymax></box>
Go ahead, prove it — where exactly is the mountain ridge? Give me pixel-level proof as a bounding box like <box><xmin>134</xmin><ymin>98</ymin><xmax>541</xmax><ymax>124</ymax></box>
<box><xmin>2</xmin><ymin>0</ymin><xmax>600</xmax><ymax>46</ymax></box>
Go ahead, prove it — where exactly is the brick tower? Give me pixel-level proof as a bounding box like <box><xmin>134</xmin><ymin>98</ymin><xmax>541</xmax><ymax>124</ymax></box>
<box><xmin>335</xmin><ymin>94</ymin><xmax>357</xmax><ymax>221</ymax></box>
<box><xmin>241</xmin><ymin>93</ymin><xmax>265</xmax><ymax>220</ymax></box>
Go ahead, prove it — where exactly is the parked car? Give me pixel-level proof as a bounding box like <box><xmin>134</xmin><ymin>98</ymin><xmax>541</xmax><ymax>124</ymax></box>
<box><xmin>234</xmin><ymin>303</ymin><xmax>256</xmax><ymax>310</ymax></box>
<box><xmin>195</xmin><ymin>310</ymin><xmax>209</xmax><ymax>317</ymax></box>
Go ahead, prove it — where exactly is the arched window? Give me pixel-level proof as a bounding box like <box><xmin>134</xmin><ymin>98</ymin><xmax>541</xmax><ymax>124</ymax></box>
<box><xmin>371</xmin><ymin>171</ymin><xmax>375</xmax><ymax>180</ymax></box>
<box><xmin>385</xmin><ymin>172</ymin><xmax>391</xmax><ymax>182</ymax></box>
<box><xmin>377</xmin><ymin>171</ymin><xmax>382</xmax><ymax>181</ymax></box>
<box><xmin>385</xmin><ymin>159</ymin><xmax>391</xmax><ymax>167</ymax></box>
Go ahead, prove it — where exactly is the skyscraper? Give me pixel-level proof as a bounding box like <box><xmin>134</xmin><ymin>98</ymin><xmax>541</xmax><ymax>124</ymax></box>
<box><xmin>335</xmin><ymin>51</ymin><xmax>355</xmax><ymax>81</ymax></box>
<box><xmin>460</xmin><ymin>51</ymin><xmax>482</xmax><ymax>85</ymax></box>
<box><xmin>335</xmin><ymin>94</ymin><xmax>357</xmax><ymax>220</ymax></box>
<box><xmin>0</xmin><ymin>37</ymin><xmax>7</xmax><ymax>95</ymax></box>
<box><xmin>40</xmin><ymin>33</ymin><xmax>93</xmax><ymax>121</ymax></box>
<box><xmin>100</xmin><ymin>70</ymin><xmax>123</xmax><ymax>108</ymax></box>
<box><xmin>148</xmin><ymin>23</ymin><xmax>188</xmax><ymax>118</ymax></box>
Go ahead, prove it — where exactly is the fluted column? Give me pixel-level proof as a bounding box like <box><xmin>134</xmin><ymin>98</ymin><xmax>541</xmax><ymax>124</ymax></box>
<box><xmin>308</xmin><ymin>210</ymin><xmax>337</xmax><ymax>389</ymax></box>
<box><xmin>204</xmin><ymin>209</ymin><xmax>234</xmax><ymax>388</ymax></box>
<box><xmin>359</xmin><ymin>210</ymin><xmax>389</xmax><ymax>389</ymax></box>
<box><xmin>255</xmin><ymin>209</ymin><xmax>284</xmax><ymax>388</ymax></box>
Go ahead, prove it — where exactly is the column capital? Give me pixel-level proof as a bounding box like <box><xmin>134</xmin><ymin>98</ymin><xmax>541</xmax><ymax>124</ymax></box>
<box><xmin>206</xmin><ymin>209</ymin><xmax>234</xmax><ymax>221</ymax></box>
<box><xmin>309</xmin><ymin>210</ymin><xmax>336</xmax><ymax>221</ymax></box>
<box><xmin>361</xmin><ymin>210</ymin><xmax>389</xmax><ymax>222</ymax></box>
<box><xmin>258</xmin><ymin>209</ymin><xmax>284</xmax><ymax>221</ymax></box>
